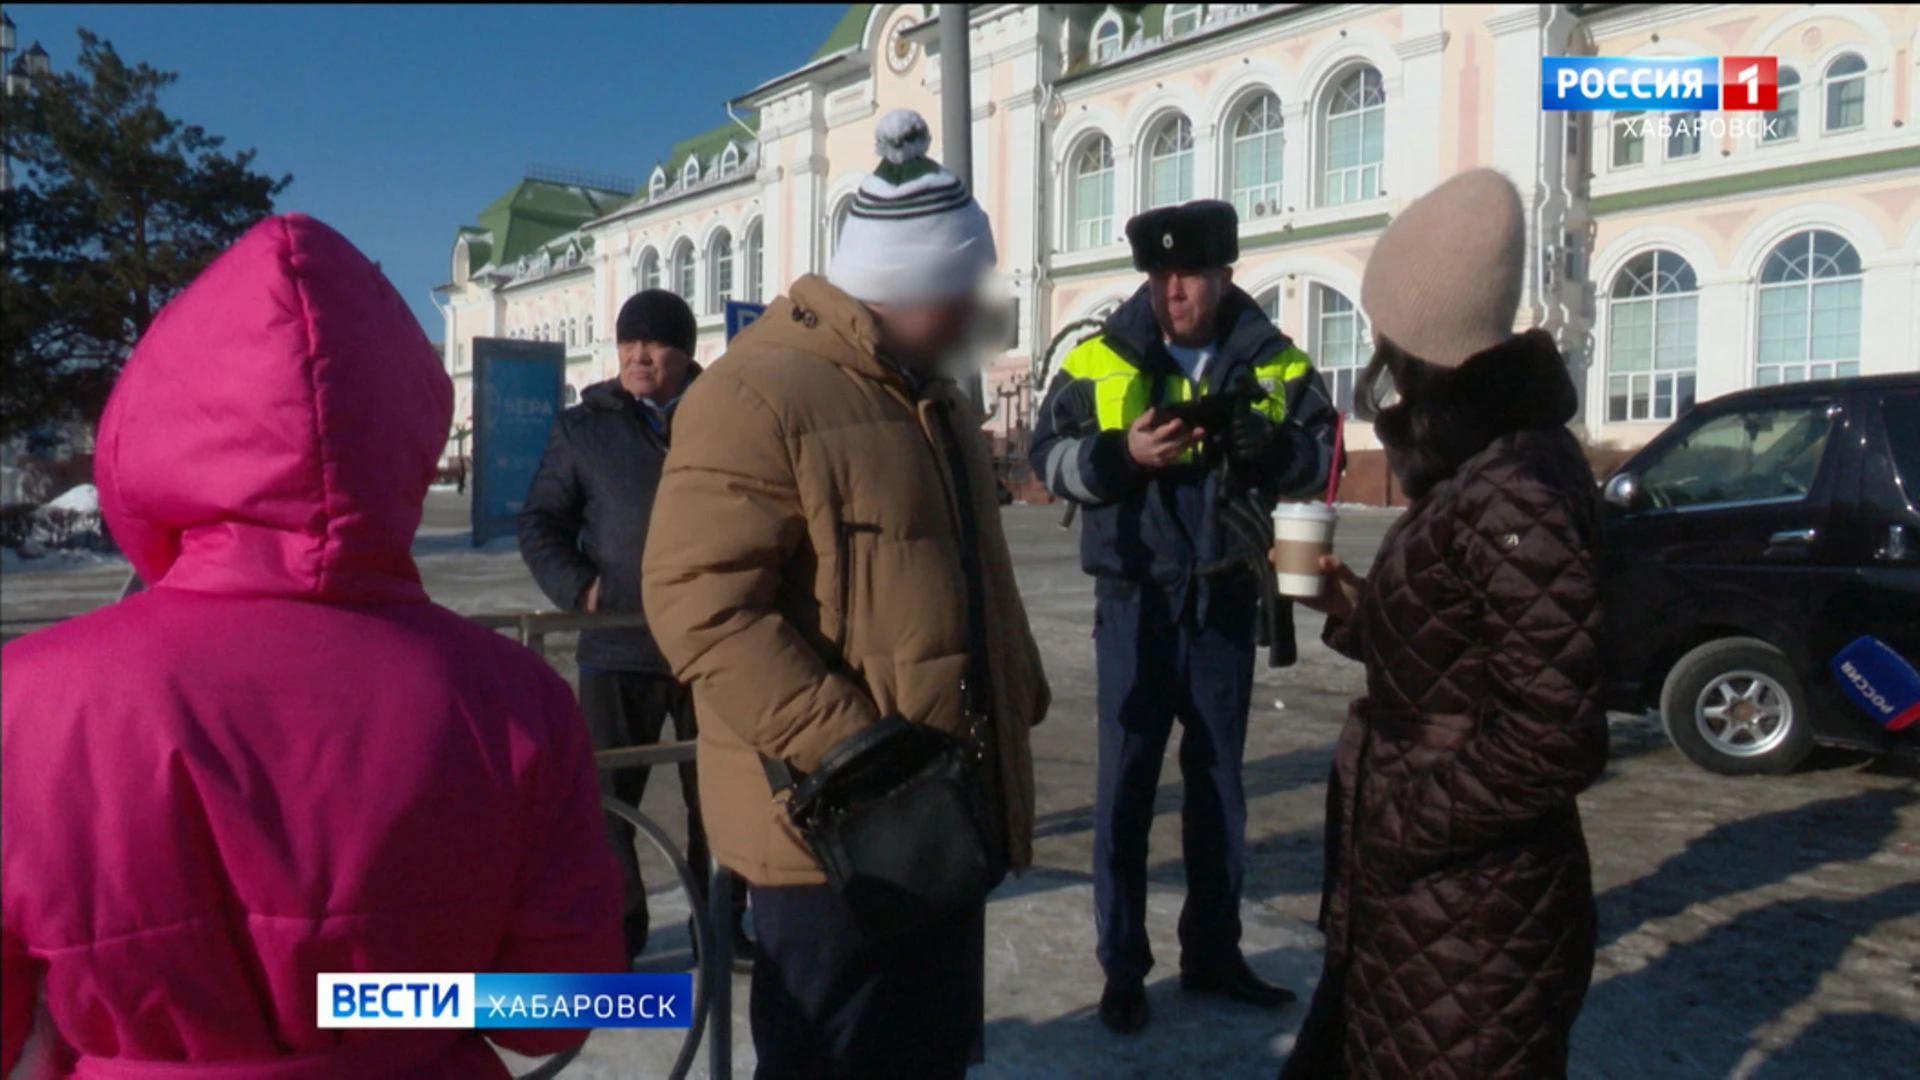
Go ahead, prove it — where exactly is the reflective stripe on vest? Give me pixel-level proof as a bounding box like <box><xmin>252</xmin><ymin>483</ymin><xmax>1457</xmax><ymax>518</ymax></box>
<box><xmin>1060</xmin><ymin>336</ymin><xmax>1316</xmax><ymax>463</ymax></box>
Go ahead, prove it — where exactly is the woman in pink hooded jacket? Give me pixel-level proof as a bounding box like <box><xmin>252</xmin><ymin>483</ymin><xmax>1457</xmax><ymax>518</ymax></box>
<box><xmin>0</xmin><ymin>214</ymin><xmax>625</xmax><ymax>1078</ymax></box>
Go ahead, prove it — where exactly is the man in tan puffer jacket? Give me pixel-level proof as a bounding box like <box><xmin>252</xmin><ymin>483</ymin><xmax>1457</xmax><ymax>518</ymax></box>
<box><xmin>642</xmin><ymin>109</ymin><xmax>1049</xmax><ymax>1080</ymax></box>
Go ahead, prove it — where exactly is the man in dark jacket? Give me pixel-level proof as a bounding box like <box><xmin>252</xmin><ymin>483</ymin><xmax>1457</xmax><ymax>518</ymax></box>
<box><xmin>1028</xmin><ymin>200</ymin><xmax>1338</xmax><ymax>1034</ymax></box>
<box><xmin>518</xmin><ymin>289</ymin><xmax>746</xmax><ymax>963</ymax></box>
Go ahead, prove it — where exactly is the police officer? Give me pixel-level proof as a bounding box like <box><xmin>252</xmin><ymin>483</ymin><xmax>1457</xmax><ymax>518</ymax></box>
<box><xmin>1028</xmin><ymin>200</ymin><xmax>1337</xmax><ymax>1035</ymax></box>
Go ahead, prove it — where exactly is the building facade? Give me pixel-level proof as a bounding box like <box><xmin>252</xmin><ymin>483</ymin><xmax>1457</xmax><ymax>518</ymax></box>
<box><xmin>436</xmin><ymin>3</ymin><xmax>1920</xmax><ymax>499</ymax></box>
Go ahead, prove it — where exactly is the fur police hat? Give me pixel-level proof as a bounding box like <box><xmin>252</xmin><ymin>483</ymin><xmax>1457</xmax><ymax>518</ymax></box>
<box><xmin>1126</xmin><ymin>200</ymin><xmax>1240</xmax><ymax>273</ymax></box>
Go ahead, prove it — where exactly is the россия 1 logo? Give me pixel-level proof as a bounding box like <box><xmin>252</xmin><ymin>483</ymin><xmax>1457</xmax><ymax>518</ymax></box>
<box><xmin>1542</xmin><ymin>56</ymin><xmax>1778</xmax><ymax>111</ymax></box>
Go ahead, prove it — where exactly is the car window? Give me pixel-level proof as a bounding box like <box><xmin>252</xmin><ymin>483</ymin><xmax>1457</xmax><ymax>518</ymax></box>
<box><xmin>1637</xmin><ymin>400</ymin><xmax>1835</xmax><ymax>511</ymax></box>
<box><xmin>1881</xmin><ymin>393</ymin><xmax>1920</xmax><ymax>508</ymax></box>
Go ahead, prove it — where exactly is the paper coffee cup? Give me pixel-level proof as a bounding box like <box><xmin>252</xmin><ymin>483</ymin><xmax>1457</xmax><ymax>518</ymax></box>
<box><xmin>1271</xmin><ymin>503</ymin><xmax>1338</xmax><ymax>599</ymax></box>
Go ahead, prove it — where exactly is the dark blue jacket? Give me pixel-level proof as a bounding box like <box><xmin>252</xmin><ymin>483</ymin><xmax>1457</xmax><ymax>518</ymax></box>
<box><xmin>517</xmin><ymin>374</ymin><xmax>695</xmax><ymax>674</ymax></box>
<box><xmin>1027</xmin><ymin>283</ymin><xmax>1337</xmax><ymax>619</ymax></box>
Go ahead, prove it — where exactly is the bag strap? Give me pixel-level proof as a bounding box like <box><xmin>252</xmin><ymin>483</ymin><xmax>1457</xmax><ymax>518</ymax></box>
<box><xmin>928</xmin><ymin>399</ymin><xmax>994</xmax><ymax>745</ymax></box>
<box><xmin>761</xmin><ymin>754</ymin><xmax>796</xmax><ymax>793</ymax></box>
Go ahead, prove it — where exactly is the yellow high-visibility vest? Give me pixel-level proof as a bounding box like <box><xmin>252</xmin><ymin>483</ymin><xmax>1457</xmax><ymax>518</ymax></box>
<box><xmin>1058</xmin><ymin>335</ymin><xmax>1315</xmax><ymax>464</ymax></box>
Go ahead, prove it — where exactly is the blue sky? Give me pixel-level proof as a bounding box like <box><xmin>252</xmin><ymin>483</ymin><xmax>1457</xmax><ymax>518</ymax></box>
<box><xmin>10</xmin><ymin>4</ymin><xmax>850</xmax><ymax>334</ymax></box>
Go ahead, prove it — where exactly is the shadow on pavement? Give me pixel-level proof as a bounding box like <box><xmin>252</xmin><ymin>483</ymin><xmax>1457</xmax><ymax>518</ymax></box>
<box><xmin>1748</xmin><ymin>1010</ymin><xmax>1920</xmax><ymax>1080</ymax></box>
<box><xmin>1575</xmin><ymin>878</ymin><xmax>1920</xmax><ymax>1079</ymax></box>
<box><xmin>976</xmin><ymin>942</ymin><xmax>1310</xmax><ymax>1080</ymax></box>
<box><xmin>1592</xmin><ymin>787</ymin><xmax>1915</xmax><ymax>952</ymax></box>
<box><xmin>1032</xmin><ymin>747</ymin><xmax>1330</xmax><ymax>842</ymax></box>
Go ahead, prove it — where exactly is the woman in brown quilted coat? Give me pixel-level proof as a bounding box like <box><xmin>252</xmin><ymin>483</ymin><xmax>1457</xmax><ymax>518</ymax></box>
<box><xmin>1279</xmin><ymin>169</ymin><xmax>1609</xmax><ymax>1080</ymax></box>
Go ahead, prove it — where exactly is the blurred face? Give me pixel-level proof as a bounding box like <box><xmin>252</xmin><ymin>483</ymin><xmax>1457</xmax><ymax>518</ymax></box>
<box><xmin>617</xmin><ymin>340</ymin><xmax>692</xmax><ymax>404</ymax></box>
<box><xmin>1149</xmin><ymin>267</ymin><xmax>1231</xmax><ymax>348</ymax></box>
<box><xmin>871</xmin><ymin>294</ymin><xmax>983</xmax><ymax>374</ymax></box>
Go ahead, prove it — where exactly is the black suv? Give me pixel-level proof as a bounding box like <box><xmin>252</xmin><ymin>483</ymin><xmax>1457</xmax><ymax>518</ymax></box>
<box><xmin>1599</xmin><ymin>373</ymin><xmax>1920</xmax><ymax>774</ymax></box>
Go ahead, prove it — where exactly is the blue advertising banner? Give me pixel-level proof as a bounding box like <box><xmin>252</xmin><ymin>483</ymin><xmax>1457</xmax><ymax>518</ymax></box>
<box><xmin>725</xmin><ymin>300</ymin><xmax>767</xmax><ymax>342</ymax></box>
<box><xmin>470</xmin><ymin>338</ymin><xmax>565</xmax><ymax>547</ymax></box>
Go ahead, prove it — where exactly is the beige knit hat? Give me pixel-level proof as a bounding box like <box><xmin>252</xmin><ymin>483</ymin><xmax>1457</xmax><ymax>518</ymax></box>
<box><xmin>1360</xmin><ymin>168</ymin><xmax>1525</xmax><ymax>370</ymax></box>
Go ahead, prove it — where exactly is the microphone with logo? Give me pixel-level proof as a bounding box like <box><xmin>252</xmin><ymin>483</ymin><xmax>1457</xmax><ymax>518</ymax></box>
<box><xmin>1830</xmin><ymin>636</ymin><xmax>1920</xmax><ymax>733</ymax></box>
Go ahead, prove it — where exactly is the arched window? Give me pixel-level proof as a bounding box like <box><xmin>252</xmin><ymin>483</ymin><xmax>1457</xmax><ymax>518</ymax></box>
<box><xmin>1166</xmin><ymin>4</ymin><xmax>1203</xmax><ymax>38</ymax></box>
<box><xmin>1228</xmin><ymin>91</ymin><xmax>1284</xmax><ymax>218</ymax></box>
<box><xmin>585</xmin><ymin>314</ymin><xmax>594</xmax><ymax>343</ymax></box>
<box><xmin>1254</xmin><ymin>285</ymin><xmax>1281</xmax><ymax>324</ymax></box>
<box><xmin>1606</xmin><ymin>251</ymin><xmax>1698</xmax><ymax>422</ymax></box>
<box><xmin>1824</xmin><ymin>54</ymin><xmax>1866</xmax><ymax>132</ymax></box>
<box><xmin>649</xmin><ymin>169</ymin><xmax>667</xmax><ymax>200</ymax></box>
<box><xmin>1310</xmin><ymin>284</ymin><xmax>1370</xmax><ymax>414</ymax></box>
<box><xmin>1069</xmin><ymin>136</ymin><xmax>1116</xmax><ymax>250</ymax></box>
<box><xmin>670</xmin><ymin>239</ymin><xmax>696</xmax><ymax>304</ymax></box>
<box><xmin>682</xmin><ymin>157</ymin><xmax>701</xmax><ymax>189</ymax></box>
<box><xmin>720</xmin><ymin>143</ymin><xmax>741</xmax><ymax>176</ymax></box>
<box><xmin>1144</xmin><ymin>114</ymin><xmax>1194</xmax><ymax>209</ymax></box>
<box><xmin>1757</xmin><ymin>230</ymin><xmax>1861</xmax><ymax>385</ymax></box>
<box><xmin>1321</xmin><ymin>66</ymin><xmax>1385</xmax><ymax>207</ymax></box>
<box><xmin>567</xmin><ymin>318</ymin><xmax>577</xmax><ymax>348</ymax></box>
<box><xmin>1093</xmin><ymin>15</ymin><xmax>1123</xmax><ymax>62</ymax></box>
<box><xmin>1763</xmin><ymin>68</ymin><xmax>1801</xmax><ymax>144</ymax></box>
<box><xmin>743</xmin><ymin>218</ymin><xmax>765</xmax><ymax>302</ymax></box>
<box><xmin>637</xmin><ymin>248</ymin><xmax>661</xmax><ymax>292</ymax></box>
<box><xmin>707</xmin><ymin>229</ymin><xmax>734</xmax><ymax>315</ymax></box>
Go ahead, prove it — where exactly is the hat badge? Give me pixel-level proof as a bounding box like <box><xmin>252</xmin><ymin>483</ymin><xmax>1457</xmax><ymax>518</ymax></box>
<box><xmin>1161</xmin><ymin>232</ymin><xmax>1175</xmax><ymax>249</ymax></box>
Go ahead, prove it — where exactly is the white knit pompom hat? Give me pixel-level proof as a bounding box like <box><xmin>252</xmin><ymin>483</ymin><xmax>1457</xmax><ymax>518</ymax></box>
<box><xmin>827</xmin><ymin>109</ymin><xmax>998</xmax><ymax>305</ymax></box>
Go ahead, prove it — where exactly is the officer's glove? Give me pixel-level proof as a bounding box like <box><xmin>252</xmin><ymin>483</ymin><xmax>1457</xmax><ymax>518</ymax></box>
<box><xmin>1229</xmin><ymin>407</ymin><xmax>1279</xmax><ymax>467</ymax></box>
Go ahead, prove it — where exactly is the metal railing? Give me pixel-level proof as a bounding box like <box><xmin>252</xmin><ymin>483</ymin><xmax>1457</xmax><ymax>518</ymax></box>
<box><xmin>483</xmin><ymin>612</ymin><xmax>737</xmax><ymax>1080</ymax></box>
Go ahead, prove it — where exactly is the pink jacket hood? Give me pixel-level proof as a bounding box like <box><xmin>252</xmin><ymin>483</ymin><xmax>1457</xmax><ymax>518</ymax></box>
<box><xmin>96</xmin><ymin>213</ymin><xmax>452</xmax><ymax>603</ymax></box>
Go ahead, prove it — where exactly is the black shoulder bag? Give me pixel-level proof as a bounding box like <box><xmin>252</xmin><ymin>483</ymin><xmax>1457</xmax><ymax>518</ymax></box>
<box><xmin>765</xmin><ymin>717</ymin><xmax>995</xmax><ymax>941</ymax></box>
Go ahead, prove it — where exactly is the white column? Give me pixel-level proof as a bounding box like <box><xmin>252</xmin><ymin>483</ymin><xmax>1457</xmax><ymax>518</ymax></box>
<box><xmin>1694</xmin><ymin>271</ymin><xmax>1751</xmax><ymax>402</ymax></box>
<box><xmin>1113</xmin><ymin>140</ymin><xmax>1137</xmax><ymax>220</ymax></box>
<box><xmin>1390</xmin><ymin>15</ymin><xmax>1448</xmax><ymax>206</ymax></box>
<box><xmin>1864</xmin><ymin>255</ymin><xmax>1917</xmax><ymax>377</ymax></box>
<box><xmin>1194</xmin><ymin>116</ymin><xmax>1218</xmax><ymax>204</ymax></box>
<box><xmin>1285</xmin><ymin>98</ymin><xmax>1312</xmax><ymax>214</ymax></box>
<box><xmin>1487</xmin><ymin>5</ymin><xmax>1550</xmax><ymax>330</ymax></box>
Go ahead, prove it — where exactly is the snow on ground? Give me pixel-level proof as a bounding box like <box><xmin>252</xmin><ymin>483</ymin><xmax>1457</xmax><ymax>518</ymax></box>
<box><xmin>0</xmin><ymin>547</ymin><xmax>126</xmax><ymax>576</ymax></box>
<box><xmin>37</xmin><ymin>484</ymin><xmax>100</xmax><ymax>515</ymax></box>
<box><xmin>5</xmin><ymin>494</ymin><xmax>1916</xmax><ymax>1079</ymax></box>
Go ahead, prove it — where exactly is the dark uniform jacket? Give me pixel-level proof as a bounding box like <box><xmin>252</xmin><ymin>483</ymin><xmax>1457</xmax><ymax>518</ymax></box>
<box><xmin>518</xmin><ymin>373</ymin><xmax>697</xmax><ymax>674</ymax></box>
<box><xmin>1027</xmin><ymin>283</ymin><xmax>1338</xmax><ymax>618</ymax></box>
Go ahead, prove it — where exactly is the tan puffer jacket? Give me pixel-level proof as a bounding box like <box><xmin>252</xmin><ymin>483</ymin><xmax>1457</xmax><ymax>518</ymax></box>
<box><xmin>642</xmin><ymin>275</ymin><xmax>1050</xmax><ymax>887</ymax></box>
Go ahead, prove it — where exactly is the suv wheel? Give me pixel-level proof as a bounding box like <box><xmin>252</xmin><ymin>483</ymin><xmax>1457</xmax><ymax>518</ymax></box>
<box><xmin>1660</xmin><ymin>638</ymin><xmax>1815</xmax><ymax>775</ymax></box>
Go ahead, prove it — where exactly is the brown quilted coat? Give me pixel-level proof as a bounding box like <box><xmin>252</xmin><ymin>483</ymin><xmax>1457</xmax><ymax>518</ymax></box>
<box><xmin>1283</xmin><ymin>424</ymin><xmax>1609</xmax><ymax>1080</ymax></box>
<box><xmin>641</xmin><ymin>275</ymin><xmax>1049</xmax><ymax>887</ymax></box>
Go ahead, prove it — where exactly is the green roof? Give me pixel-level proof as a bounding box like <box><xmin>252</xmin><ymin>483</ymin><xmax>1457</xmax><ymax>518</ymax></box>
<box><xmin>1140</xmin><ymin>4</ymin><xmax>1165</xmax><ymax>40</ymax></box>
<box><xmin>455</xmin><ymin>179</ymin><xmax>629</xmax><ymax>271</ymax></box>
<box><xmin>454</xmin><ymin>225</ymin><xmax>493</xmax><ymax>274</ymax></box>
<box><xmin>811</xmin><ymin>4</ymin><xmax>874</xmax><ymax>60</ymax></box>
<box><xmin>657</xmin><ymin>116</ymin><xmax>761</xmax><ymax>182</ymax></box>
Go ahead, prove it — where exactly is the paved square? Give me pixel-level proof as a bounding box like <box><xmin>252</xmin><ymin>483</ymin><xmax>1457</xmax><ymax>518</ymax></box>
<box><xmin>6</xmin><ymin>495</ymin><xmax>1916</xmax><ymax>1079</ymax></box>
